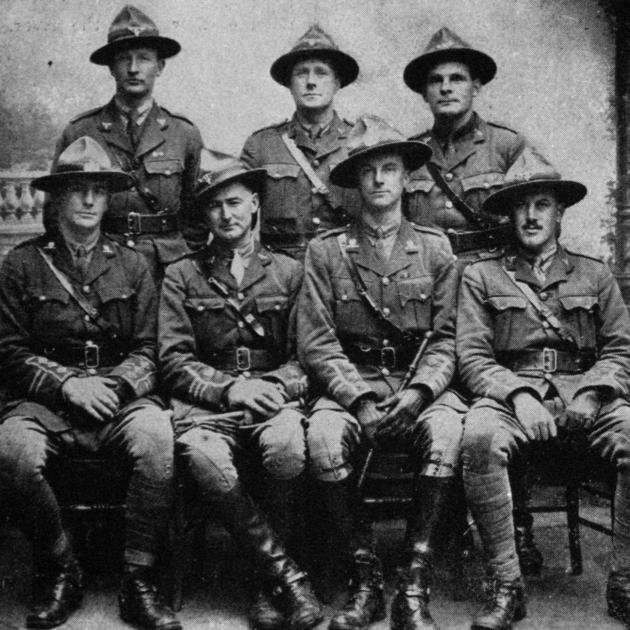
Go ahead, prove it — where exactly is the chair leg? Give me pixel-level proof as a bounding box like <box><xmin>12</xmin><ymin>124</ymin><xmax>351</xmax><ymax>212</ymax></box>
<box><xmin>566</xmin><ymin>483</ymin><xmax>583</xmax><ymax>575</ymax></box>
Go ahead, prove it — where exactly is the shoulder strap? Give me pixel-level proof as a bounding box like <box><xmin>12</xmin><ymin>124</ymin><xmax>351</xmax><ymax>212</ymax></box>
<box><xmin>336</xmin><ymin>235</ymin><xmax>412</xmax><ymax>343</ymax></box>
<box><xmin>280</xmin><ymin>132</ymin><xmax>330</xmax><ymax>196</ymax></box>
<box><xmin>501</xmin><ymin>266</ymin><xmax>576</xmax><ymax>345</ymax></box>
<box><xmin>426</xmin><ymin>162</ymin><xmax>489</xmax><ymax>229</ymax></box>
<box><xmin>192</xmin><ymin>262</ymin><xmax>266</xmax><ymax>339</ymax></box>
<box><xmin>36</xmin><ymin>247</ymin><xmax>117</xmax><ymax>339</ymax></box>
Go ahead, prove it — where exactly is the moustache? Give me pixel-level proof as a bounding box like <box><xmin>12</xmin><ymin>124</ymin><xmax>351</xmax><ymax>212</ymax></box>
<box><xmin>522</xmin><ymin>221</ymin><xmax>541</xmax><ymax>230</ymax></box>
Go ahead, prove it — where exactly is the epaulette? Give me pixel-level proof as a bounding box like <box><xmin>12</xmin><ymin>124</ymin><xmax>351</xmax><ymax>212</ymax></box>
<box><xmin>159</xmin><ymin>106</ymin><xmax>195</xmax><ymax>126</ymax></box>
<box><xmin>410</xmin><ymin>223</ymin><xmax>446</xmax><ymax>238</ymax></box>
<box><xmin>564</xmin><ymin>248</ymin><xmax>604</xmax><ymax>264</ymax></box>
<box><xmin>319</xmin><ymin>225</ymin><xmax>349</xmax><ymax>240</ymax></box>
<box><xmin>469</xmin><ymin>250</ymin><xmax>503</xmax><ymax>265</ymax></box>
<box><xmin>486</xmin><ymin>120</ymin><xmax>519</xmax><ymax>134</ymax></box>
<box><xmin>251</xmin><ymin>119</ymin><xmax>290</xmax><ymax>134</ymax></box>
<box><xmin>15</xmin><ymin>235</ymin><xmax>44</xmax><ymax>250</ymax></box>
<box><xmin>70</xmin><ymin>105</ymin><xmax>105</xmax><ymax>124</ymax></box>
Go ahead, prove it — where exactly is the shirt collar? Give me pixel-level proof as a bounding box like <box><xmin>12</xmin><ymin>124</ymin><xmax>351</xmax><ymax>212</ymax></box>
<box><xmin>433</xmin><ymin>111</ymin><xmax>478</xmax><ymax>145</ymax></box>
<box><xmin>293</xmin><ymin>110</ymin><xmax>336</xmax><ymax>140</ymax></box>
<box><xmin>115</xmin><ymin>97</ymin><xmax>154</xmax><ymax>126</ymax></box>
<box><xmin>361</xmin><ymin>215</ymin><xmax>401</xmax><ymax>241</ymax></box>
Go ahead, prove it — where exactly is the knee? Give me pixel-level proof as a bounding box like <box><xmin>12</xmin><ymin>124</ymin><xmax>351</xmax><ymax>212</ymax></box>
<box><xmin>258</xmin><ymin>410</ymin><xmax>305</xmax><ymax>480</ymax></box>
<box><xmin>461</xmin><ymin>413</ymin><xmax>509</xmax><ymax>475</ymax></box>
<box><xmin>0</xmin><ymin>419</ymin><xmax>46</xmax><ymax>488</ymax></box>
<box><xmin>306</xmin><ymin>411</ymin><xmax>356</xmax><ymax>482</ymax></box>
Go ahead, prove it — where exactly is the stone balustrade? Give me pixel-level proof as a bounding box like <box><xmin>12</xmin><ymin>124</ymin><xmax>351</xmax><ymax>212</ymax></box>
<box><xmin>0</xmin><ymin>172</ymin><xmax>46</xmax><ymax>264</ymax></box>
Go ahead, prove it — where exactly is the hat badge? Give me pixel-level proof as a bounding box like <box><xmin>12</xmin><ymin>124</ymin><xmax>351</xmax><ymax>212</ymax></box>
<box><xmin>128</xmin><ymin>25</ymin><xmax>144</xmax><ymax>37</ymax></box>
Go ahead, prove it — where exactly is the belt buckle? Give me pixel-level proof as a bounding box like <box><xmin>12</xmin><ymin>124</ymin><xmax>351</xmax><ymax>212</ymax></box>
<box><xmin>235</xmin><ymin>347</ymin><xmax>251</xmax><ymax>371</ymax></box>
<box><xmin>380</xmin><ymin>346</ymin><xmax>396</xmax><ymax>369</ymax></box>
<box><xmin>542</xmin><ymin>348</ymin><xmax>557</xmax><ymax>373</ymax></box>
<box><xmin>127</xmin><ymin>212</ymin><xmax>142</xmax><ymax>235</ymax></box>
<box><xmin>84</xmin><ymin>341</ymin><xmax>100</xmax><ymax>369</ymax></box>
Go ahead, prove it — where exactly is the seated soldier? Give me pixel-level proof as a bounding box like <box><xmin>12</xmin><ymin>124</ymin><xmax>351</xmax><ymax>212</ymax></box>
<box><xmin>158</xmin><ymin>155</ymin><xmax>323</xmax><ymax>630</ymax></box>
<box><xmin>457</xmin><ymin>151</ymin><xmax>630</xmax><ymax>629</ymax></box>
<box><xmin>298</xmin><ymin>115</ymin><xmax>468</xmax><ymax>630</ymax></box>
<box><xmin>0</xmin><ymin>137</ymin><xmax>179</xmax><ymax>630</ymax></box>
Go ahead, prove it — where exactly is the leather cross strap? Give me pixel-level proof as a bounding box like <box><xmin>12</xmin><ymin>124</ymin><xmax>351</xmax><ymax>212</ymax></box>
<box><xmin>426</xmin><ymin>162</ymin><xmax>490</xmax><ymax>230</ymax></box>
<box><xmin>281</xmin><ymin>132</ymin><xmax>330</xmax><ymax>196</ymax></box>
<box><xmin>36</xmin><ymin>247</ymin><xmax>118</xmax><ymax>341</ymax></box>
<box><xmin>336</xmin><ymin>234</ymin><xmax>415</xmax><ymax>344</ymax></box>
<box><xmin>501</xmin><ymin>266</ymin><xmax>577</xmax><ymax>345</ymax></box>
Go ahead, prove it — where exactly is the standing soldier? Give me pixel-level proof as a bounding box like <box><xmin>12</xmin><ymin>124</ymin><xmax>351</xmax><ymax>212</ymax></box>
<box><xmin>0</xmin><ymin>137</ymin><xmax>180</xmax><ymax>630</ymax></box>
<box><xmin>403</xmin><ymin>26</ymin><xmax>542</xmax><ymax>574</ymax></box>
<box><xmin>298</xmin><ymin>115</ymin><xmax>467</xmax><ymax>630</ymax></box>
<box><xmin>241</xmin><ymin>24</ymin><xmax>362</xmax><ymax>261</ymax></box>
<box><xmin>159</xmin><ymin>156</ymin><xmax>323</xmax><ymax>630</ymax></box>
<box><xmin>457</xmin><ymin>155</ymin><xmax>630</xmax><ymax>630</ymax></box>
<box><xmin>49</xmin><ymin>5</ymin><xmax>204</xmax><ymax>284</ymax></box>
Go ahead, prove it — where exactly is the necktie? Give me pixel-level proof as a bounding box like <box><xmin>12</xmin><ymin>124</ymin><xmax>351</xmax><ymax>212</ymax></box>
<box><xmin>76</xmin><ymin>245</ymin><xmax>89</xmax><ymax>279</ymax></box>
<box><xmin>127</xmin><ymin>108</ymin><xmax>141</xmax><ymax>150</ymax></box>
<box><xmin>531</xmin><ymin>256</ymin><xmax>547</xmax><ymax>284</ymax></box>
<box><xmin>230</xmin><ymin>250</ymin><xmax>245</xmax><ymax>285</ymax></box>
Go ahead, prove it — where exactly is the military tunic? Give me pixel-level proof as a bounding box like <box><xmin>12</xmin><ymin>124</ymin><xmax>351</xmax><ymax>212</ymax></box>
<box><xmin>241</xmin><ymin>112</ymin><xmax>362</xmax><ymax>260</ymax></box>
<box><xmin>0</xmin><ymin>232</ymin><xmax>174</xmax><ymax>565</ymax></box>
<box><xmin>50</xmin><ymin>100</ymin><xmax>204</xmax><ymax>279</ymax></box>
<box><xmin>159</xmin><ymin>241</ymin><xmax>308</xmax><ymax>492</ymax></box>
<box><xmin>457</xmin><ymin>246</ymin><xmax>630</xmax><ymax>475</ymax></box>
<box><xmin>297</xmin><ymin>218</ymin><xmax>466</xmax><ymax>481</ymax></box>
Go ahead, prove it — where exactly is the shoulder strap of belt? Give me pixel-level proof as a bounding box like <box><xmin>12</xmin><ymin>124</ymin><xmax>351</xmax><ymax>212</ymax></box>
<box><xmin>36</xmin><ymin>247</ymin><xmax>117</xmax><ymax>339</ymax></box>
<box><xmin>425</xmin><ymin>162</ymin><xmax>489</xmax><ymax>229</ymax></box>
<box><xmin>336</xmin><ymin>234</ymin><xmax>411</xmax><ymax>343</ymax></box>
<box><xmin>501</xmin><ymin>265</ymin><xmax>576</xmax><ymax>345</ymax></box>
<box><xmin>192</xmin><ymin>262</ymin><xmax>266</xmax><ymax>339</ymax></box>
<box><xmin>281</xmin><ymin>132</ymin><xmax>330</xmax><ymax>196</ymax></box>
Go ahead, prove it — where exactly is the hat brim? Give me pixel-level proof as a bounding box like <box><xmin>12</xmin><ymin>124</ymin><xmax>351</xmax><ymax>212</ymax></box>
<box><xmin>90</xmin><ymin>36</ymin><xmax>181</xmax><ymax>65</ymax></box>
<box><xmin>482</xmin><ymin>179</ymin><xmax>587</xmax><ymax>215</ymax></box>
<box><xmin>403</xmin><ymin>48</ymin><xmax>497</xmax><ymax>93</ymax></box>
<box><xmin>32</xmin><ymin>171</ymin><xmax>134</xmax><ymax>194</ymax></box>
<box><xmin>195</xmin><ymin>169</ymin><xmax>268</xmax><ymax>207</ymax></box>
<box><xmin>330</xmin><ymin>141</ymin><xmax>432</xmax><ymax>188</ymax></box>
<box><xmin>270</xmin><ymin>49</ymin><xmax>359</xmax><ymax>88</ymax></box>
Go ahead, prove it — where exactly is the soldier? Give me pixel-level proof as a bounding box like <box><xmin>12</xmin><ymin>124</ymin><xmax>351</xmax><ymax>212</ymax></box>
<box><xmin>49</xmin><ymin>5</ymin><xmax>204</xmax><ymax>284</ymax></box>
<box><xmin>0</xmin><ymin>137</ymin><xmax>180</xmax><ymax>629</ymax></box>
<box><xmin>403</xmin><ymin>26</ymin><xmax>542</xmax><ymax>574</ymax></box>
<box><xmin>298</xmin><ymin>115</ymin><xmax>467</xmax><ymax>630</ymax></box>
<box><xmin>457</xmin><ymin>154</ymin><xmax>630</xmax><ymax>629</ymax></box>
<box><xmin>158</xmin><ymin>156</ymin><xmax>323</xmax><ymax>630</ymax></box>
<box><xmin>241</xmin><ymin>24</ymin><xmax>363</xmax><ymax>261</ymax></box>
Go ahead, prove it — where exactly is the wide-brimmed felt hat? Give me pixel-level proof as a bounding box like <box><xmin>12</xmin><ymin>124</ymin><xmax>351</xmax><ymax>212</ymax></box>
<box><xmin>90</xmin><ymin>5</ymin><xmax>181</xmax><ymax>65</ymax></box>
<box><xmin>195</xmin><ymin>150</ymin><xmax>267</xmax><ymax>206</ymax></box>
<box><xmin>270</xmin><ymin>24</ymin><xmax>359</xmax><ymax>88</ymax></box>
<box><xmin>330</xmin><ymin>114</ymin><xmax>432</xmax><ymax>188</ymax></box>
<box><xmin>482</xmin><ymin>148</ymin><xmax>587</xmax><ymax>215</ymax></box>
<box><xmin>33</xmin><ymin>136</ymin><xmax>133</xmax><ymax>193</ymax></box>
<box><xmin>404</xmin><ymin>26</ymin><xmax>497</xmax><ymax>93</ymax></box>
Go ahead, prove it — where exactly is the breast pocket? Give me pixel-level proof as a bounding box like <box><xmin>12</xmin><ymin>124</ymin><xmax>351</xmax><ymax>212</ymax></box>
<box><xmin>397</xmin><ymin>278</ymin><xmax>433</xmax><ymax>332</ymax></box>
<box><xmin>255</xmin><ymin>295</ymin><xmax>290</xmax><ymax>343</ymax></box>
<box><xmin>97</xmin><ymin>286</ymin><xmax>137</xmax><ymax>339</ymax></box>
<box><xmin>559</xmin><ymin>295</ymin><xmax>598</xmax><ymax>347</ymax></box>
<box><xmin>263</xmin><ymin>163</ymin><xmax>301</xmax><ymax>221</ymax></box>
<box><xmin>23</xmin><ymin>285</ymin><xmax>71</xmax><ymax>338</ymax></box>
<box><xmin>183</xmin><ymin>297</ymin><xmax>226</xmax><ymax>342</ymax></box>
<box><xmin>333</xmin><ymin>278</ymin><xmax>366</xmax><ymax>336</ymax></box>
<box><xmin>486</xmin><ymin>295</ymin><xmax>528</xmax><ymax>350</ymax></box>
<box><xmin>143</xmin><ymin>157</ymin><xmax>184</xmax><ymax>206</ymax></box>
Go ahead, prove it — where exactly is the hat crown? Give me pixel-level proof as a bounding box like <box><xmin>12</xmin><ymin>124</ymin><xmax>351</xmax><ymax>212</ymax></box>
<box><xmin>55</xmin><ymin>136</ymin><xmax>115</xmax><ymax>175</ymax></box>
<box><xmin>502</xmin><ymin>147</ymin><xmax>561</xmax><ymax>187</ymax></box>
<box><xmin>108</xmin><ymin>5</ymin><xmax>159</xmax><ymax>44</ymax></box>
<box><xmin>290</xmin><ymin>23</ymin><xmax>339</xmax><ymax>54</ymax></box>
<box><xmin>198</xmin><ymin>151</ymin><xmax>251</xmax><ymax>190</ymax></box>
<box><xmin>423</xmin><ymin>26</ymin><xmax>472</xmax><ymax>55</ymax></box>
<box><xmin>346</xmin><ymin>115</ymin><xmax>406</xmax><ymax>158</ymax></box>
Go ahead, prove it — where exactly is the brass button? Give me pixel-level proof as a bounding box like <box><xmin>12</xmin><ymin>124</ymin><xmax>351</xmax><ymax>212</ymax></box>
<box><xmin>275</xmin><ymin>304</ymin><xmax>282</xmax><ymax>310</ymax></box>
<box><xmin>382</xmin><ymin>307</ymin><xmax>391</xmax><ymax>316</ymax></box>
<box><xmin>83</xmin><ymin>285</ymin><xmax>90</xmax><ymax>294</ymax></box>
<box><xmin>197</xmin><ymin>305</ymin><xmax>204</xmax><ymax>312</ymax></box>
<box><xmin>312</xmin><ymin>217</ymin><xmax>321</xmax><ymax>225</ymax></box>
<box><xmin>84</xmin><ymin>314</ymin><xmax>90</xmax><ymax>322</ymax></box>
<box><xmin>127</xmin><ymin>240</ymin><xmax>135</xmax><ymax>248</ymax></box>
<box><xmin>165</xmin><ymin>169</ymin><xmax>171</xmax><ymax>176</ymax></box>
<box><xmin>484</xmin><ymin>182</ymin><xmax>491</xmax><ymax>189</ymax></box>
<box><xmin>39</xmin><ymin>295</ymin><xmax>46</xmax><ymax>301</ymax></box>
<box><xmin>237</xmin><ymin>321</ymin><xmax>245</xmax><ymax>329</ymax></box>
<box><xmin>445</xmin><ymin>173</ymin><xmax>454</xmax><ymax>181</ymax></box>
<box><xmin>539</xmin><ymin>292</ymin><xmax>548</xmax><ymax>301</ymax></box>
<box><xmin>383</xmin><ymin>339</ymin><xmax>390</xmax><ymax>347</ymax></box>
<box><xmin>312</xmin><ymin>159</ymin><xmax>320</xmax><ymax>168</ymax></box>
<box><xmin>542</xmin><ymin>320</ymin><xmax>550</xmax><ymax>329</ymax></box>
<box><xmin>381</xmin><ymin>368</ymin><xmax>391</xmax><ymax>377</ymax></box>
<box><xmin>420</xmin><ymin>293</ymin><xmax>427</xmax><ymax>301</ymax></box>
<box><xmin>86</xmin><ymin>368</ymin><xmax>97</xmax><ymax>376</ymax></box>
<box><xmin>311</xmin><ymin>187</ymin><xmax>319</xmax><ymax>195</ymax></box>
<box><xmin>382</xmin><ymin>277</ymin><xmax>390</xmax><ymax>286</ymax></box>
<box><xmin>341</xmin><ymin>294</ymin><xmax>348</xmax><ymax>302</ymax></box>
<box><xmin>445</xmin><ymin>200</ymin><xmax>454</xmax><ymax>209</ymax></box>
<box><xmin>242</xmin><ymin>371</ymin><xmax>251</xmax><ymax>378</ymax></box>
<box><xmin>237</xmin><ymin>292</ymin><xmax>245</xmax><ymax>300</ymax></box>
<box><xmin>544</xmin><ymin>373</ymin><xmax>553</xmax><ymax>381</ymax></box>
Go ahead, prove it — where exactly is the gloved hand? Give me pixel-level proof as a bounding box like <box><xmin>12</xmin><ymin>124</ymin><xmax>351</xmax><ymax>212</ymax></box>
<box><xmin>375</xmin><ymin>388</ymin><xmax>428</xmax><ymax>441</ymax></box>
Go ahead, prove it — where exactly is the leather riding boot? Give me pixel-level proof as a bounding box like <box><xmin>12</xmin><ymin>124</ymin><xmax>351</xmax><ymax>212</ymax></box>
<box><xmin>511</xmin><ymin>468</ymin><xmax>542</xmax><ymax>577</ymax></box>
<box><xmin>607</xmin><ymin>570</ymin><xmax>630</xmax><ymax>625</ymax></box>
<box><xmin>212</xmin><ymin>482</ymin><xmax>323</xmax><ymax>630</ymax></box>
<box><xmin>391</xmin><ymin>476</ymin><xmax>457</xmax><ymax>630</ymax></box>
<box><xmin>119</xmin><ymin>567</ymin><xmax>182</xmax><ymax>630</ymax></box>
<box><xmin>27</xmin><ymin>559</ymin><xmax>84</xmax><ymax>629</ymax></box>
<box><xmin>471</xmin><ymin>577</ymin><xmax>526</xmax><ymax>630</ymax></box>
<box><xmin>329</xmin><ymin>548</ymin><xmax>386</xmax><ymax>630</ymax></box>
<box><xmin>249</xmin><ymin>587</ymin><xmax>286</xmax><ymax>630</ymax></box>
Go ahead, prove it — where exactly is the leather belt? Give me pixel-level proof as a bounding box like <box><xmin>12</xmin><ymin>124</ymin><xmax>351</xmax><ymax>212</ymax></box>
<box><xmin>39</xmin><ymin>342</ymin><xmax>126</xmax><ymax>369</ymax></box>
<box><xmin>344</xmin><ymin>344</ymin><xmax>417</xmax><ymax>370</ymax></box>
<box><xmin>209</xmin><ymin>347</ymin><xmax>279</xmax><ymax>372</ymax></box>
<box><xmin>103</xmin><ymin>212</ymin><xmax>178</xmax><ymax>235</ymax></box>
<box><xmin>446</xmin><ymin>224</ymin><xmax>512</xmax><ymax>254</ymax></box>
<box><xmin>497</xmin><ymin>348</ymin><xmax>596</xmax><ymax>374</ymax></box>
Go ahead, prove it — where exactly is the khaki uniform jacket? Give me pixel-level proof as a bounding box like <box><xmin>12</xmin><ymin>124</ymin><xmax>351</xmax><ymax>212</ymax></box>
<box><xmin>0</xmin><ymin>233</ymin><xmax>158</xmax><ymax>428</ymax></box>
<box><xmin>297</xmin><ymin>218</ymin><xmax>458</xmax><ymax>410</ymax></box>
<box><xmin>51</xmin><ymin>100</ymin><xmax>205</xmax><ymax>259</ymax></box>
<box><xmin>457</xmin><ymin>246</ymin><xmax>630</xmax><ymax>404</ymax></box>
<box><xmin>159</xmin><ymin>242</ymin><xmax>307</xmax><ymax>423</ymax></box>
<box><xmin>241</xmin><ymin>112</ymin><xmax>362</xmax><ymax>257</ymax></box>
<box><xmin>406</xmin><ymin>113</ymin><xmax>527</xmax><ymax>231</ymax></box>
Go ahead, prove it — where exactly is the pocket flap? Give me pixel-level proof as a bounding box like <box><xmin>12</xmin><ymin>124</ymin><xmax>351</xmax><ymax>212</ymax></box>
<box><xmin>461</xmin><ymin>171</ymin><xmax>505</xmax><ymax>193</ymax></box>
<box><xmin>98</xmin><ymin>286</ymin><xmax>136</xmax><ymax>303</ymax></box>
<box><xmin>559</xmin><ymin>295</ymin><xmax>598</xmax><ymax>311</ymax></box>
<box><xmin>266</xmin><ymin>163</ymin><xmax>300</xmax><ymax>180</ymax></box>
<box><xmin>144</xmin><ymin>158</ymin><xmax>183</xmax><ymax>175</ymax></box>
<box><xmin>398</xmin><ymin>281</ymin><xmax>432</xmax><ymax>306</ymax></box>
<box><xmin>487</xmin><ymin>295</ymin><xmax>527</xmax><ymax>311</ymax></box>
<box><xmin>255</xmin><ymin>295</ymin><xmax>289</xmax><ymax>313</ymax></box>
<box><xmin>406</xmin><ymin>178</ymin><xmax>435</xmax><ymax>194</ymax></box>
<box><xmin>26</xmin><ymin>285</ymin><xmax>69</xmax><ymax>305</ymax></box>
<box><xmin>183</xmin><ymin>297</ymin><xmax>225</xmax><ymax>312</ymax></box>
